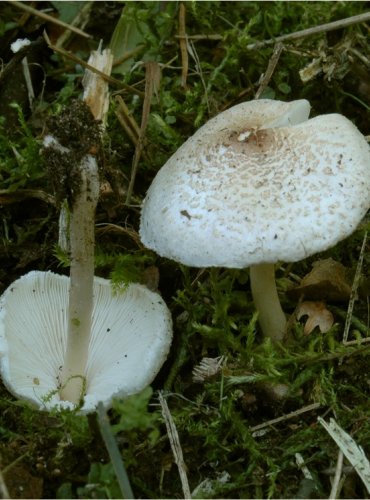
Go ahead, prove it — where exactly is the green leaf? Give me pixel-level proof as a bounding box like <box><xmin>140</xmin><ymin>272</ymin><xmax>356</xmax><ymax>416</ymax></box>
<box><xmin>110</xmin><ymin>4</ymin><xmax>147</xmax><ymax>76</ymax></box>
<box><xmin>50</xmin><ymin>1</ymin><xmax>86</xmax><ymax>24</ymax></box>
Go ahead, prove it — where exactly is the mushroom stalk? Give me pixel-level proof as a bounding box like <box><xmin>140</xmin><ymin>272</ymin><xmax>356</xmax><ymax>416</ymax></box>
<box><xmin>249</xmin><ymin>263</ymin><xmax>286</xmax><ymax>342</ymax></box>
<box><xmin>59</xmin><ymin>154</ymin><xmax>99</xmax><ymax>403</ymax></box>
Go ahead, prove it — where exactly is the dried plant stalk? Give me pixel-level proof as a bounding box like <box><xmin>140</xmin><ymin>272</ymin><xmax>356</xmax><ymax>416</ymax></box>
<box><xmin>158</xmin><ymin>391</ymin><xmax>191</xmax><ymax>499</ymax></box>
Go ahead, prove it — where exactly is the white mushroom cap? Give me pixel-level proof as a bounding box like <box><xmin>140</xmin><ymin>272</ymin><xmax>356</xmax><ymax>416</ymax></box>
<box><xmin>0</xmin><ymin>271</ymin><xmax>172</xmax><ymax>414</ymax></box>
<box><xmin>140</xmin><ymin>99</ymin><xmax>370</xmax><ymax>268</ymax></box>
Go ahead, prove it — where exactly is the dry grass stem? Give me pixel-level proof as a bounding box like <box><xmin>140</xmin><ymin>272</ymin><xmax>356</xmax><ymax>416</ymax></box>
<box><xmin>113</xmin><ymin>46</ymin><xmax>145</xmax><ymax>67</ymax></box>
<box><xmin>0</xmin><ymin>467</ymin><xmax>10</xmax><ymax>500</ymax></box>
<box><xmin>329</xmin><ymin>450</ymin><xmax>344</xmax><ymax>499</ymax></box>
<box><xmin>126</xmin><ymin>62</ymin><xmax>160</xmax><ymax>204</ymax></box>
<box><xmin>7</xmin><ymin>0</ymin><xmax>92</xmax><ymax>39</ymax></box>
<box><xmin>250</xmin><ymin>402</ymin><xmax>321</xmax><ymax>434</ymax></box>
<box><xmin>343</xmin><ymin>336</ymin><xmax>370</xmax><ymax>346</ymax></box>
<box><xmin>179</xmin><ymin>3</ymin><xmax>189</xmax><ymax>88</ymax></box>
<box><xmin>114</xmin><ymin>95</ymin><xmax>141</xmax><ymax>147</ymax></box>
<box><xmin>95</xmin><ymin>223</ymin><xmax>143</xmax><ymax>248</ymax></box>
<box><xmin>186</xmin><ymin>39</ymin><xmax>210</xmax><ymax>114</ymax></box>
<box><xmin>55</xmin><ymin>1</ymin><xmax>93</xmax><ymax>49</ymax></box>
<box><xmin>254</xmin><ymin>43</ymin><xmax>283</xmax><ymax>99</ymax></box>
<box><xmin>158</xmin><ymin>391</ymin><xmax>191</xmax><ymax>499</ymax></box>
<box><xmin>342</xmin><ymin>231</ymin><xmax>367</xmax><ymax>344</ymax></box>
<box><xmin>247</xmin><ymin>12</ymin><xmax>370</xmax><ymax>50</ymax></box>
<box><xmin>295</xmin><ymin>452</ymin><xmax>314</xmax><ymax>480</ymax></box>
<box><xmin>318</xmin><ymin>417</ymin><xmax>370</xmax><ymax>495</ymax></box>
<box><xmin>175</xmin><ymin>34</ymin><xmax>223</xmax><ymax>41</ymax></box>
<box><xmin>21</xmin><ymin>55</ymin><xmax>35</xmax><ymax>110</ymax></box>
<box><xmin>0</xmin><ymin>189</ymin><xmax>55</xmax><ymax>205</ymax></box>
<box><xmin>43</xmin><ymin>32</ymin><xmax>144</xmax><ymax>97</ymax></box>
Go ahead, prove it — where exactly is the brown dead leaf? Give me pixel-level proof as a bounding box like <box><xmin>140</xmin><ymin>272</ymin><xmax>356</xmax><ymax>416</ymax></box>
<box><xmin>288</xmin><ymin>258</ymin><xmax>352</xmax><ymax>302</ymax></box>
<box><xmin>296</xmin><ymin>301</ymin><xmax>334</xmax><ymax>335</ymax></box>
<box><xmin>142</xmin><ymin>265</ymin><xmax>160</xmax><ymax>292</ymax></box>
<box><xmin>5</xmin><ymin>463</ymin><xmax>43</xmax><ymax>499</ymax></box>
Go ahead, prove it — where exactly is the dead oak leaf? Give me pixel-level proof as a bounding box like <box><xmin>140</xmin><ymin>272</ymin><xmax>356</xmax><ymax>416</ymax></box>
<box><xmin>296</xmin><ymin>301</ymin><xmax>334</xmax><ymax>335</ymax></box>
<box><xmin>287</xmin><ymin>258</ymin><xmax>351</xmax><ymax>302</ymax></box>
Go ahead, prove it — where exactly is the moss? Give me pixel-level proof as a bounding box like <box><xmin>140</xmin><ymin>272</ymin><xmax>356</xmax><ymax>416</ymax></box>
<box><xmin>1</xmin><ymin>1</ymin><xmax>370</xmax><ymax>498</ymax></box>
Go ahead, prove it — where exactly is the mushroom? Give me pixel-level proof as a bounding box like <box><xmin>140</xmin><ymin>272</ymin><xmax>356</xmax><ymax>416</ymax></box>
<box><xmin>0</xmin><ymin>47</ymin><xmax>173</xmax><ymax>413</ymax></box>
<box><xmin>140</xmin><ymin>99</ymin><xmax>370</xmax><ymax>342</ymax></box>
<box><xmin>0</xmin><ymin>270</ymin><xmax>172</xmax><ymax>414</ymax></box>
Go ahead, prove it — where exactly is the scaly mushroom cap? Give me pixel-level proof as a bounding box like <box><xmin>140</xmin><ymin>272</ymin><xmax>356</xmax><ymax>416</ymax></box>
<box><xmin>140</xmin><ymin>99</ymin><xmax>370</xmax><ymax>267</ymax></box>
<box><xmin>0</xmin><ymin>271</ymin><xmax>172</xmax><ymax>414</ymax></box>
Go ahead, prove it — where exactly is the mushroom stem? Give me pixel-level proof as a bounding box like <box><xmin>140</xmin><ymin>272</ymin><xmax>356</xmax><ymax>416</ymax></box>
<box><xmin>249</xmin><ymin>263</ymin><xmax>286</xmax><ymax>342</ymax></box>
<box><xmin>59</xmin><ymin>154</ymin><xmax>99</xmax><ymax>403</ymax></box>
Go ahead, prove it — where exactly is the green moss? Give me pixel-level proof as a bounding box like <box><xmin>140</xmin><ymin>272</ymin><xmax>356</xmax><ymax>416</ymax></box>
<box><xmin>1</xmin><ymin>1</ymin><xmax>370</xmax><ymax>498</ymax></box>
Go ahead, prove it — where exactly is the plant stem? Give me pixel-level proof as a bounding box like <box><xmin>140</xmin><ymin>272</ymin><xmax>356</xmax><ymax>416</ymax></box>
<box><xmin>96</xmin><ymin>402</ymin><xmax>135</xmax><ymax>499</ymax></box>
<box><xmin>59</xmin><ymin>154</ymin><xmax>99</xmax><ymax>403</ymax></box>
<box><xmin>249</xmin><ymin>263</ymin><xmax>286</xmax><ymax>342</ymax></box>
<box><xmin>247</xmin><ymin>12</ymin><xmax>370</xmax><ymax>50</ymax></box>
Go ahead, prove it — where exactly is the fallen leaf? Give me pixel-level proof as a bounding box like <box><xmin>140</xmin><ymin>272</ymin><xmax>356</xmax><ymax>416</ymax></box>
<box><xmin>5</xmin><ymin>463</ymin><xmax>43</xmax><ymax>499</ymax></box>
<box><xmin>288</xmin><ymin>258</ymin><xmax>352</xmax><ymax>302</ymax></box>
<box><xmin>142</xmin><ymin>265</ymin><xmax>159</xmax><ymax>292</ymax></box>
<box><xmin>296</xmin><ymin>301</ymin><xmax>334</xmax><ymax>335</ymax></box>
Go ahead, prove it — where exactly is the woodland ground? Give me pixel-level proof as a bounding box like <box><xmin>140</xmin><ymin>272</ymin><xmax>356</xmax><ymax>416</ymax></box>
<box><xmin>0</xmin><ymin>1</ymin><xmax>370</xmax><ymax>499</ymax></box>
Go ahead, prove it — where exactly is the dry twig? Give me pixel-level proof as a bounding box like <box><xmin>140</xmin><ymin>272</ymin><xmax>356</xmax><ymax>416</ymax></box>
<box><xmin>178</xmin><ymin>3</ymin><xmax>189</xmax><ymax>88</ymax></box>
<box><xmin>158</xmin><ymin>391</ymin><xmax>191</xmax><ymax>499</ymax></box>
<box><xmin>247</xmin><ymin>12</ymin><xmax>370</xmax><ymax>50</ymax></box>
<box><xmin>0</xmin><ymin>189</ymin><xmax>55</xmax><ymax>205</ymax></box>
<box><xmin>55</xmin><ymin>2</ymin><xmax>93</xmax><ymax>48</ymax></box>
<box><xmin>329</xmin><ymin>450</ymin><xmax>345</xmax><ymax>499</ymax></box>
<box><xmin>254</xmin><ymin>42</ymin><xmax>284</xmax><ymax>99</ymax></box>
<box><xmin>295</xmin><ymin>452</ymin><xmax>314</xmax><ymax>480</ymax></box>
<box><xmin>342</xmin><ymin>231</ymin><xmax>367</xmax><ymax>344</ymax></box>
<box><xmin>7</xmin><ymin>0</ymin><xmax>91</xmax><ymax>39</ymax></box>
<box><xmin>126</xmin><ymin>62</ymin><xmax>161</xmax><ymax>204</ymax></box>
<box><xmin>114</xmin><ymin>95</ymin><xmax>141</xmax><ymax>146</ymax></box>
<box><xmin>43</xmin><ymin>32</ymin><xmax>144</xmax><ymax>98</ymax></box>
<box><xmin>319</xmin><ymin>417</ymin><xmax>370</xmax><ymax>495</ymax></box>
<box><xmin>250</xmin><ymin>402</ymin><xmax>321</xmax><ymax>434</ymax></box>
<box><xmin>95</xmin><ymin>223</ymin><xmax>143</xmax><ymax>248</ymax></box>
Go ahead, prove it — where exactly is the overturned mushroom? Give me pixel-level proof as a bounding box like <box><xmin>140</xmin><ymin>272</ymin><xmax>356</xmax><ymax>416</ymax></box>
<box><xmin>140</xmin><ymin>99</ymin><xmax>370</xmax><ymax>342</ymax></box>
<box><xmin>0</xmin><ymin>47</ymin><xmax>173</xmax><ymax>413</ymax></box>
<box><xmin>0</xmin><ymin>271</ymin><xmax>172</xmax><ymax>414</ymax></box>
